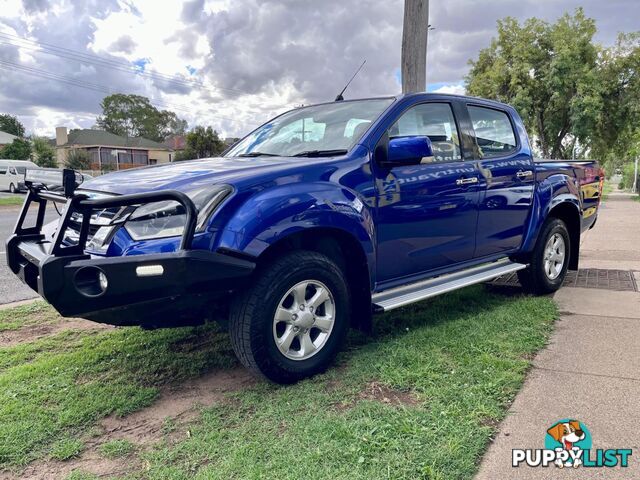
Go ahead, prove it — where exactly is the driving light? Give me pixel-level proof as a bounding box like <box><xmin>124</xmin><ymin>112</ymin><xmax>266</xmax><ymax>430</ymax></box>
<box><xmin>136</xmin><ymin>265</ymin><xmax>165</xmax><ymax>277</ymax></box>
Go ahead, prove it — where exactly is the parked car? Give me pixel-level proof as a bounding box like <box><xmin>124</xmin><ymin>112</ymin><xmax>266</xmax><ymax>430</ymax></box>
<box><xmin>6</xmin><ymin>93</ymin><xmax>603</xmax><ymax>383</ymax></box>
<box><xmin>0</xmin><ymin>159</ymin><xmax>39</xmax><ymax>192</ymax></box>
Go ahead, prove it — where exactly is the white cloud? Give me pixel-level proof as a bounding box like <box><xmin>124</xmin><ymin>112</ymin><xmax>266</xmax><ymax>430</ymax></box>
<box><xmin>432</xmin><ymin>84</ymin><xmax>466</xmax><ymax>95</ymax></box>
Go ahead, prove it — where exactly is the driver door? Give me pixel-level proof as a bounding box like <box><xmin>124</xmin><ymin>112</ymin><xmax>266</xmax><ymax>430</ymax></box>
<box><xmin>374</xmin><ymin>102</ymin><xmax>481</xmax><ymax>284</ymax></box>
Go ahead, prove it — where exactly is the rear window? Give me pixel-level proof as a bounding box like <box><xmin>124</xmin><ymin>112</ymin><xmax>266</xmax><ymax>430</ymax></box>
<box><xmin>468</xmin><ymin>105</ymin><xmax>517</xmax><ymax>158</ymax></box>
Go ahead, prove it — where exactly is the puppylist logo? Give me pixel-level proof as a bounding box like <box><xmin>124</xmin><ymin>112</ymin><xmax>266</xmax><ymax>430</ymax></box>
<box><xmin>512</xmin><ymin>419</ymin><xmax>632</xmax><ymax>469</ymax></box>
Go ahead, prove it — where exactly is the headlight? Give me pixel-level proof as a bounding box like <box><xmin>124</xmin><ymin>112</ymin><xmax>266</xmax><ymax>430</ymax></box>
<box><xmin>124</xmin><ymin>185</ymin><xmax>232</xmax><ymax>241</ymax></box>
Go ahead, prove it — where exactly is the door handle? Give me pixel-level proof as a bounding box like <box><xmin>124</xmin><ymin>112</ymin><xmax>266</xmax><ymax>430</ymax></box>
<box><xmin>456</xmin><ymin>177</ymin><xmax>479</xmax><ymax>186</ymax></box>
<box><xmin>516</xmin><ymin>170</ymin><xmax>533</xmax><ymax>178</ymax></box>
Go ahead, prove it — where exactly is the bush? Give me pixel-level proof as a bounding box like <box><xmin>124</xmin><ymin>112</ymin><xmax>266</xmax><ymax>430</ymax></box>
<box><xmin>65</xmin><ymin>149</ymin><xmax>91</xmax><ymax>170</ymax></box>
<box><xmin>0</xmin><ymin>138</ymin><xmax>31</xmax><ymax>160</ymax></box>
<box><xmin>620</xmin><ymin>162</ymin><xmax>637</xmax><ymax>191</ymax></box>
<box><xmin>32</xmin><ymin>137</ymin><xmax>57</xmax><ymax>167</ymax></box>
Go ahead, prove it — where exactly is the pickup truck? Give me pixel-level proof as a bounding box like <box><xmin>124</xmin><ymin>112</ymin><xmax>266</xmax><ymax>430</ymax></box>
<box><xmin>6</xmin><ymin>93</ymin><xmax>603</xmax><ymax>383</ymax></box>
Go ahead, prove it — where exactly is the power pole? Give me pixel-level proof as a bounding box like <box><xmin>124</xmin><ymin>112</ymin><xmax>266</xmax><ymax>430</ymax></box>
<box><xmin>401</xmin><ymin>0</ymin><xmax>430</xmax><ymax>94</ymax></box>
<box><xmin>633</xmin><ymin>157</ymin><xmax>639</xmax><ymax>194</ymax></box>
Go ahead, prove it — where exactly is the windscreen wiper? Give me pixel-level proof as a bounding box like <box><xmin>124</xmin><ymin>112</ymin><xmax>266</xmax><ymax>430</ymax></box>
<box><xmin>237</xmin><ymin>152</ymin><xmax>280</xmax><ymax>157</ymax></box>
<box><xmin>291</xmin><ymin>149</ymin><xmax>349</xmax><ymax>157</ymax></box>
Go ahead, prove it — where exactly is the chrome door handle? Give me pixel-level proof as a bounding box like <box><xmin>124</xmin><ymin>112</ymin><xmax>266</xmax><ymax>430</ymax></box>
<box><xmin>456</xmin><ymin>177</ymin><xmax>479</xmax><ymax>185</ymax></box>
<box><xmin>516</xmin><ymin>170</ymin><xmax>533</xmax><ymax>178</ymax></box>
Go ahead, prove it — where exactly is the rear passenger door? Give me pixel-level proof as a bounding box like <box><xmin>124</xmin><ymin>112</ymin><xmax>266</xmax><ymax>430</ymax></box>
<box><xmin>466</xmin><ymin>104</ymin><xmax>535</xmax><ymax>257</ymax></box>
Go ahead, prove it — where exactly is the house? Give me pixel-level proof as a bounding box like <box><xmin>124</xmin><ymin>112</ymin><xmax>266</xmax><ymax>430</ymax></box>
<box><xmin>55</xmin><ymin>127</ymin><xmax>174</xmax><ymax>170</ymax></box>
<box><xmin>0</xmin><ymin>130</ymin><xmax>19</xmax><ymax>149</ymax></box>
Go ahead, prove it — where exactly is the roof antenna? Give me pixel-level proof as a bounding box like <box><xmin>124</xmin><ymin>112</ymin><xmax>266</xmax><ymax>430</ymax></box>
<box><xmin>335</xmin><ymin>60</ymin><xmax>366</xmax><ymax>101</ymax></box>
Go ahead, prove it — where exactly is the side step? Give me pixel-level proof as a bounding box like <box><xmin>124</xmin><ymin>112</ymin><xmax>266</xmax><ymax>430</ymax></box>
<box><xmin>372</xmin><ymin>259</ymin><xmax>527</xmax><ymax>312</ymax></box>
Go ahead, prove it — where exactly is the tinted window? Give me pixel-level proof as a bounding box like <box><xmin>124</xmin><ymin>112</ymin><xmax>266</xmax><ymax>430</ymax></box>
<box><xmin>389</xmin><ymin>103</ymin><xmax>462</xmax><ymax>163</ymax></box>
<box><xmin>0</xmin><ymin>168</ymin><xmax>6</xmax><ymax>175</ymax></box>
<box><xmin>468</xmin><ymin>106</ymin><xmax>517</xmax><ymax>158</ymax></box>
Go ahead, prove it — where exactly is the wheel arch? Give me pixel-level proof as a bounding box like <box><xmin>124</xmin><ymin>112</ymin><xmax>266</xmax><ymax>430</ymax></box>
<box><xmin>546</xmin><ymin>202</ymin><xmax>581</xmax><ymax>270</ymax></box>
<box><xmin>255</xmin><ymin>227</ymin><xmax>373</xmax><ymax>333</ymax></box>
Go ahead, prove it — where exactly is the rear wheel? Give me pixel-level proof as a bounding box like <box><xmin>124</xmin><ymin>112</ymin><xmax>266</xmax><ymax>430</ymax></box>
<box><xmin>229</xmin><ymin>250</ymin><xmax>350</xmax><ymax>384</ymax></box>
<box><xmin>518</xmin><ymin>218</ymin><xmax>570</xmax><ymax>294</ymax></box>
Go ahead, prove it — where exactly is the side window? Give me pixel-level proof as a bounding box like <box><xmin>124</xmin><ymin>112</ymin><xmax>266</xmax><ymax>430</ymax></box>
<box><xmin>389</xmin><ymin>103</ymin><xmax>462</xmax><ymax>163</ymax></box>
<box><xmin>9</xmin><ymin>167</ymin><xmax>17</xmax><ymax>175</ymax></box>
<box><xmin>0</xmin><ymin>168</ymin><xmax>6</xmax><ymax>175</ymax></box>
<box><xmin>468</xmin><ymin>106</ymin><xmax>517</xmax><ymax>158</ymax></box>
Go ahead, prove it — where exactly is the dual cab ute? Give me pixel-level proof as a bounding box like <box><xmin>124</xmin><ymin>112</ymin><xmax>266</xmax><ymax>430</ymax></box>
<box><xmin>6</xmin><ymin>94</ymin><xmax>603</xmax><ymax>383</ymax></box>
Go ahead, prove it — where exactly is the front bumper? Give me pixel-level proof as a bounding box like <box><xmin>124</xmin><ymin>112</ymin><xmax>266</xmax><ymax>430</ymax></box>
<box><xmin>6</xmin><ymin>177</ymin><xmax>254</xmax><ymax>326</ymax></box>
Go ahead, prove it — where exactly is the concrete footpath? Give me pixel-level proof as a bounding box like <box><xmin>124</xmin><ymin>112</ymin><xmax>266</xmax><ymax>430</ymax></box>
<box><xmin>476</xmin><ymin>195</ymin><xmax>640</xmax><ymax>479</ymax></box>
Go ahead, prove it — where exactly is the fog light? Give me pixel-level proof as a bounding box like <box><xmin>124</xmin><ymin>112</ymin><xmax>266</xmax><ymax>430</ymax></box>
<box><xmin>74</xmin><ymin>266</ymin><xmax>108</xmax><ymax>297</ymax></box>
<box><xmin>99</xmin><ymin>271</ymin><xmax>109</xmax><ymax>291</ymax></box>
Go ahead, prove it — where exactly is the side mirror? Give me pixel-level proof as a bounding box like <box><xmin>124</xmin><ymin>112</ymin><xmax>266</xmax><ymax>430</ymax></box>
<box><xmin>385</xmin><ymin>136</ymin><xmax>434</xmax><ymax>166</ymax></box>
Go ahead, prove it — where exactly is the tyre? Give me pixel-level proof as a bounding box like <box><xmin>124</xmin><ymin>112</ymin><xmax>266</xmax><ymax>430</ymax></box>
<box><xmin>9</xmin><ymin>183</ymin><xmax>16</xmax><ymax>194</ymax></box>
<box><xmin>517</xmin><ymin>218</ymin><xmax>570</xmax><ymax>294</ymax></box>
<box><xmin>229</xmin><ymin>250</ymin><xmax>350</xmax><ymax>384</ymax></box>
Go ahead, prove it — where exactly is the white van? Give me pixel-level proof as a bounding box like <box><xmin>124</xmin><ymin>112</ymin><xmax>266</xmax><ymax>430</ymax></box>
<box><xmin>0</xmin><ymin>160</ymin><xmax>39</xmax><ymax>193</ymax></box>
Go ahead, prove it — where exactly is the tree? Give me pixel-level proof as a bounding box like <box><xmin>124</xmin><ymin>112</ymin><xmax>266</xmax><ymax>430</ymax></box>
<box><xmin>466</xmin><ymin>9</ymin><xmax>600</xmax><ymax>158</ymax></box>
<box><xmin>0</xmin><ymin>114</ymin><xmax>25</xmax><ymax>137</ymax></box>
<box><xmin>175</xmin><ymin>126</ymin><xmax>225</xmax><ymax>161</ymax></box>
<box><xmin>32</xmin><ymin>137</ymin><xmax>57</xmax><ymax>167</ymax></box>
<box><xmin>96</xmin><ymin>94</ymin><xmax>187</xmax><ymax>142</ymax></box>
<box><xmin>65</xmin><ymin>149</ymin><xmax>91</xmax><ymax>170</ymax></box>
<box><xmin>0</xmin><ymin>138</ymin><xmax>31</xmax><ymax>160</ymax></box>
<box><xmin>588</xmin><ymin>33</ymin><xmax>640</xmax><ymax>169</ymax></box>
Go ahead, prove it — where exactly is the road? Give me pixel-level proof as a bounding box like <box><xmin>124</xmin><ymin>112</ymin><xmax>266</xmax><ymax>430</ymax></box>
<box><xmin>0</xmin><ymin>196</ymin><xmax>58</xmax><ymax>304</ymax></box>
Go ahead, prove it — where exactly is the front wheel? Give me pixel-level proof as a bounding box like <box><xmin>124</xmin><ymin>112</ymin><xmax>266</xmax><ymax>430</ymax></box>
<box><xmin>9</xmin><ymin>183</ymin><xmax>16</xmax><ymax>194</ymax></box>
<box><xmin>518</xmin><ymin>218</ymin><xmax>570</xmax><ymax>294</ymax></box>
<box><xmin>229</xmin><ymin>250</ymin><xmax>350</xmax><ymax>384</ymax></box>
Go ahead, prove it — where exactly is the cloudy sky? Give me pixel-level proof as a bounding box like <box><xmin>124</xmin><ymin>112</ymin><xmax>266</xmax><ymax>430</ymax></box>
<box><xmin>0</xmin><ymin>0</ymin><xmax>638</xmax><ymax>139</ymax></box>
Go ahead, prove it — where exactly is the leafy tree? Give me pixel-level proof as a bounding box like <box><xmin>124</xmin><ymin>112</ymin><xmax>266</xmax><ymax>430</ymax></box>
<box><xmin>65</xmin><ymin>149</ymin><xmax>91</xmax><ymax>170</ymax></box>
<box><xmin>0</xmin><ymin>138</ymin><xmax>31</xmax><ymax>160</ymax></box>
<box><xmin>32</xmin><ymin>137</ymin><xmax>57</xmax><ymax>167</ymax></box>
<box><xmin>588</xmin><ymin>33</ymin><xmax>640</xmax><ymax>170</ymax></box>
<box><xmin>0</xmin><ymin>114</ymin><xmax>25</xmax><ymax>137</ymax></box>
<box><xmin>175</xmin><ymin>126</ymin><xmax>225</xmax><ymax>161</ymax></box>
<box><xmin>466</xmin><ymin>9</ymin><xmax>600</xmax><ymax>158</ymax></box>
<box><xmin>96</xmin><ymin>94</ymin><xmax>187</xmax><ymax>142</ymax></box>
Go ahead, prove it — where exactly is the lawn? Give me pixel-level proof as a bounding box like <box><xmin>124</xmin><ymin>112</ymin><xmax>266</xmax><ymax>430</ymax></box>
<box><xmin>0</xmin><ymin>286</ymin><xmax>557</xmax><ymax>479</ymax></box>
<box><xmin>0</xmin><ymin>196</ymin><xmax>25</xmax><ymax>207</ymax></box>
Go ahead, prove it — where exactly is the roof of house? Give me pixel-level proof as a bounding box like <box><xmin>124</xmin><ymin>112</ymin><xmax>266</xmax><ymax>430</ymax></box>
<box><xmin>0</xmin><ymin>130</ymin><xmax>19</xmax><ymax>145</ymax></box>
<box><xmin>62</xmin><ymin>129</ymin><xmax>171</xmax><ymax>150</ymax></box>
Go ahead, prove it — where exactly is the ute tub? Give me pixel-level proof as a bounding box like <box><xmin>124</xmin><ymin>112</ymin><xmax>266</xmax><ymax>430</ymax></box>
<box><xmin>5</xmin><ymin>175</ymin><xmax>254</xmax><ymax>326</ymax></box>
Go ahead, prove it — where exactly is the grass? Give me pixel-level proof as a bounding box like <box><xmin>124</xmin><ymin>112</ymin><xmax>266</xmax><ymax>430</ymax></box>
<box><xmin>0</xmin><ymin>286</ymin><xmax>557</xmax><ymax>479</ymax></box>
<box><xmin>601</xmin><ymin>180</ymin><xmax>614</xmax><ymax>201</ymax></box>
<box><xmin>0</xmin><ymin>301</ymin><xmax>55</xmax><ymax>332</ymax></box>
<box><xmin>50</xmin><ymin>437</ymin><xmax>84</xmax><ymax>461</ymax></box>
<box><xmin>0</xmin><ymin>320</ymin><xmax>236</xmax><ymax>468</ymax></box>
<box><xmin>98</xmin><ymin>439</ymin><xmax>135</xmax><ymax>459</ymax></box>
<box><xmin>0</xmin><ymin>196</ymin><xmax>25</xmax><ymax>207</ymax></box>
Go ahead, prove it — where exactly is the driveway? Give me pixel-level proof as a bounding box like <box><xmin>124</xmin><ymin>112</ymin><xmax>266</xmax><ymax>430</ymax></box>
<box><xmin>476</xmin><ymin>195</ymin><xmax>640</xmax><ymax>478</ymax></box>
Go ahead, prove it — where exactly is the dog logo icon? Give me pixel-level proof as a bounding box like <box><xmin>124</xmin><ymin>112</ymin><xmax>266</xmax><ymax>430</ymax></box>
<box><xmin>545</xmin><ymin>419</ymin><xmax>589</xmax><ymax>468</ymax></box>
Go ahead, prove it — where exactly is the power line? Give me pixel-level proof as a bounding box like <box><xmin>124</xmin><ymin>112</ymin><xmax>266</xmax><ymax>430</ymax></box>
<box><xmin>0</xmin><ymin>31</ymin><xmax>249</xmax><ymax>98</ymax></box>
<box><xmin>0</xmin><ymin>59</ymin><xmax>252</xmax><ymax>123</ymax></box>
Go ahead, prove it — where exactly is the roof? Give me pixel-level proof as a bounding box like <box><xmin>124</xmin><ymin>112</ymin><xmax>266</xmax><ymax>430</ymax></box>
<box><xmin>163</xmin><ymin>135</ymin><xmax>186</xmax><ymax>150</ymax></box>
<box><xmin>63</xmin><ymin>129</ymin><xmax>171</xmax><ymax>150</ymax></box>
<box><xmin>0</xmin><ymin>130</ymin><xmax>19</xmax><ymax>144</ymax></box>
